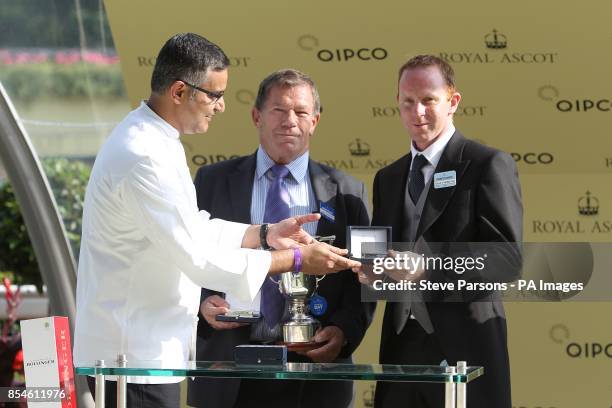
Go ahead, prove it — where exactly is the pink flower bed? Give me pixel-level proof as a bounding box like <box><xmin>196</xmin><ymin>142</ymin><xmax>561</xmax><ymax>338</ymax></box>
<box><xmin>0</xmin><ymin>49</ymin><xmax>119</xmax><ymax>65</ymax></box>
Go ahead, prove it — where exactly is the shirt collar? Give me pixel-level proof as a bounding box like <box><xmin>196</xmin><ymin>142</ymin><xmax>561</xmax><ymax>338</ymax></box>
<box><xmin>138</xmin><ymin>101</ymin><xmax>181</xmax><ymax>140</ymax></box>
<box><xmin>410</xmin><ymin>123</ymin><xmax>456</xmax><ymax>170</ymax></box>
<box><xmin>255</xmin><ymin>146</ymin><xmax>310</xmax><ymax>182</ymax></box>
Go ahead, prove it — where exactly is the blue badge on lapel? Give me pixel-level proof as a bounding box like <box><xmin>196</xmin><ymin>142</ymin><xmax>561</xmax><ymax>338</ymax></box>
<box><xmin>319</xmin><ymin>202</ymin><xmax>335</xmax><ymax>222</ymax></box>
<box><xmin>433</xmin><ymin>170</ymin><xmax>457</xmax><ymax>189</ymax></box>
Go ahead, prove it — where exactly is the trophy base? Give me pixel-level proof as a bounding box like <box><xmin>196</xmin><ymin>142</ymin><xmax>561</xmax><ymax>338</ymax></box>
<box><xmin>282</xmin><ymin>318</ymin><xmax>319</xmax><ymax>344</ymax></box>
<box><xmin>276</xmin><ymin>341</ymin><xmax>323</xmax><ymax>352</ymax></box>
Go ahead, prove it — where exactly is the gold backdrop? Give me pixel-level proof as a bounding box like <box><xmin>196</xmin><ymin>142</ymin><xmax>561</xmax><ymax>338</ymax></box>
<box><xmin>104</xmin><ymin>1</ymin><xmax>612</xmax><ymax>406</ymax></box>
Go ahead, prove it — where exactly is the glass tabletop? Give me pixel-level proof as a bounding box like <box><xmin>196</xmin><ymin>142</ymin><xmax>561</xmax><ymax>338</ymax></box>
<box><xmin>76</xmin><ymin>361</ymin><xmax>483</xmax><ymax>383</ymax></box>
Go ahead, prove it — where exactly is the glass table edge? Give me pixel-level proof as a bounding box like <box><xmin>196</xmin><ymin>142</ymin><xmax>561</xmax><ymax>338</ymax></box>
<box><xmin>75</xmin><ymin>364</ymin><xmax>484</xmax><ymax>384</ymax></box>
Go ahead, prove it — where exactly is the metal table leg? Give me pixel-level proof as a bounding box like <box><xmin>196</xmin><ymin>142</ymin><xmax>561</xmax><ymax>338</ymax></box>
<box><xmin>444</xmin><ymin>366</ymin><xmax>456</xmax><ymax>408</ymax></box>
<box><xmin>456</xmin><ymin>361</ymin><xmax>467</xmax><ymax>408</ymax></box>
<box><xmin>94</xmin><ymin>360</ymin><xmax>105</xmax><ymax>408</ymax></box>
<box><xmin>116</xmin><ymin>354</ymin><xmax>127</xmax><ymax>408</ymax></box>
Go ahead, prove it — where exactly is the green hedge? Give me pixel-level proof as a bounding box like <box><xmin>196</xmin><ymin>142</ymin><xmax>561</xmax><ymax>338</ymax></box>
<box><xmin>0</xmin><ymin>63</ymin><xmax>126</xmax><ymax>103</ymax></box>
<box><xmin>0</xmin><ymin>158</ymin><xmax>91</xmax><ymax>291</ymax></box>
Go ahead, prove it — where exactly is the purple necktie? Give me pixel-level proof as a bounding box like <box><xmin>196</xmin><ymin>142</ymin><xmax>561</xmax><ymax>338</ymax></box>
<box><xmin>261</xmin><ymin>164</ymin><xmax>291</xmax><ymax>328</ymax></box>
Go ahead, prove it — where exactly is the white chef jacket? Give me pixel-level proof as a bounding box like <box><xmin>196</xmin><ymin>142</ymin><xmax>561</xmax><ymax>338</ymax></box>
<box><xmin>73</xmin><ymin>102</ymin><xmax>271</xmax><ymax>383</ymax></box>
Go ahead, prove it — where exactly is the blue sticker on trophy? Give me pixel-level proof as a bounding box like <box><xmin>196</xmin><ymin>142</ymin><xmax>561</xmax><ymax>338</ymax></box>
<box><xmin>309</xmin><ymin>294</ymin><xmax>328</xmax><ymax>316</ymax></box>
<box><xmin>319</xmin><ymin>202</ymin><xmax>335</xmax><ymax>222</ymax></box>
<box><xmin>433</xmin><ymin>170</ymin><xmax>457</xmax><ymax>189</ymax></box>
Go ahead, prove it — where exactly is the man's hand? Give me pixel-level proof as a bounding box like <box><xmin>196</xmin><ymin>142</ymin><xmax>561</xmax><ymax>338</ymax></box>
<box><xmin>301</xmin><ymin>242</ymin><xmax>361</xmax><ymax>275</ymax></box>
<box><xmin>354</xmin><ymin>263</ymin><xmax>379</xmax><ymax>286</ymax></box>
<box><xmin>299</xmin><ymin>326</ymin><xmax>345</xmax><ymax>362</ymax></box>
<box><xmin>353</xmin><ymin>250</ymin><xmax>425</xmax><ymax>285</ymax></box>
<box><xmin>200</xmin><ymin>295</ymin><xmax>246</xmax><ymax>330</ymax></box>
<box><xmin>267</xmin><ymin>214</ymin><xmax>320</xmax><ymax>249</ymax></box>
<box><xmin>383</xmin><ymin>250</ymin><xmax>425</xmax><ymax>282</ymax></box>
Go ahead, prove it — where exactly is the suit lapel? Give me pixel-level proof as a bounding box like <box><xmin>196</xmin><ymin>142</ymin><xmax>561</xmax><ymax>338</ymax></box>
<box><xmin>227</xmin><ymin>153</ymin><xmax>256</xmax><ymax>224</ymax></box>
<box><xmin>384</xmin><ymin>154</ymin><xmax>411</xmax><ymax>242</ymax></box>
<box><xmin>417</xmin><ymin>131</ymin><xmax>470</xmax><ymax>238</ymax></box>
<box><xmin>309</xmin><ymin>160</ymin><xmax>337</xmax><ymax>237</ymax></box>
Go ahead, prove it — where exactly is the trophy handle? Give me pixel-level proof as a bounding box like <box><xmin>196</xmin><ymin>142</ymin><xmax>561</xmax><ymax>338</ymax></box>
<box><xmin>270</xmin><ymin>273</ymin><xmax>326</xmax><ymax>288</ymax></box>
<box><xmin>313</xmin><ymin>235</ymin><xmax>333</xmax><ymax>286</ymax></box>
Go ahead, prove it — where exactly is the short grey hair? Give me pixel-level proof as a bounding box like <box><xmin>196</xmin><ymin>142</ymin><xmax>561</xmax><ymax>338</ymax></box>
<box><xmin>254</xmin><ymin>69</ymin><xmax>321</xmax><ymax>114</ymax></box>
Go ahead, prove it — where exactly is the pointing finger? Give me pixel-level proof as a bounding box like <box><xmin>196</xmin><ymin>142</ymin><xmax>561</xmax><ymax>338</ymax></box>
<box><xmin>294</xmin><ymin>213</ymin><xmax>321</xmax><ymax>225</ymax></box>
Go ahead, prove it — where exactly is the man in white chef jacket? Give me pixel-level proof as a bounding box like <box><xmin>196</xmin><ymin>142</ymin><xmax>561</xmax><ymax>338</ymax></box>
<box><xmin>73</xmin><ymin>32</ymin><xmax>360</xmax><ymax>408</ymax></box>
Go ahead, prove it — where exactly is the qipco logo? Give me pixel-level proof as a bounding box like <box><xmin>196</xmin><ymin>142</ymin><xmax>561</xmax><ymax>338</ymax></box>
<box><xmin>316</xmin><ymin>47</ymin><xmax>388</xmax><ymax>62</ymax></box>
<box><xmin>191</xmin><ymin>154</ymin><xmax>239</xmax><ymax>166</ymax></box>
<box><xmin>538</xmin><ymin>86</ymin><xmax>612</xmax><ymax>113</ymax></box>
<box><xmin>566</xmin><ymin>342</ymin><xmax>612</xmax><ymax>358</ymax></box>
<box><xmin>297</xmin><ymin>35</ymin><xmax>388</xmax><ymax>63</ymax></box>
<box><xmin>556</xmin><ymin>99</ymin><xmax>612</xmax><ymax>112</ymax></box>
<box><xmin>511</xmin><ymin>152</ymin><xmax>554</xmax><ymax>165</ymax></box>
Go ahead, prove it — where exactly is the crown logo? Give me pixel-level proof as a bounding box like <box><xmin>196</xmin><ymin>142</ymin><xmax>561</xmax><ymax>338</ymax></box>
<box><xmin>485</xmin><ymin>29</ymin><xmax>507</xmax><ymax>49</ymax></box>
<box><xmin>578</xmin><ymin>191</ymin><xmax>599</xmax><ymax>216</ymax></box>
<box><xmin>349</xmin><ymin>138</ymin><xmax>370</xmax><ymax>156</ymax></box>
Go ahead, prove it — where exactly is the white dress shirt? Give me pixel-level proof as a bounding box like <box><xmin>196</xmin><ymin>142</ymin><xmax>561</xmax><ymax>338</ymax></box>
<box><xmin>73</xmin><ymin>102</ymin><xmax>270</xmax><ymax>383</ymax></box>
<box><xmin>410</xmin><ymin>123</ymin><xmax>456</xmax><ymax>183</ymax></box>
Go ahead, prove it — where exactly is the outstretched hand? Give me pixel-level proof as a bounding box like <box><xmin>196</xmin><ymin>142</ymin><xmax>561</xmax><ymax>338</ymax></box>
<box><xmin>267</xmin><ymin>214</ymin><xmax>321</xmax><ymax>249</ymax></box>
<box><xmin>301</xmin><ymin>242</ymin><xmax>361</xmax><ymax>275</ymax></box>
<box><xmin>353</xmin><ymin>250</ymin><xmax>425</xmax><ymax>286</ymax></box>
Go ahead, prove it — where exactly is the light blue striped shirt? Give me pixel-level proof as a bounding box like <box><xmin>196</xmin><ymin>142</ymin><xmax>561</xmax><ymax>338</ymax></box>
<box><xmin>247</xmin><ymin>146</ymin><xmax>319</xmax><ymax>341</ymax></box>
<box><xmin>225</xmin><ymin>147</ymin><xmax>320</xmax><ymax>319</ymax></box>
<box><xmin>251</xmin><ymin>146</ymin><xmax>318</xmax><ymax>236</ymax></box>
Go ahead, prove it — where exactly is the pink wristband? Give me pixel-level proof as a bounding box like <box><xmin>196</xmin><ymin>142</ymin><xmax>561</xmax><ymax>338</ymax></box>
<box><xmin>293</xmin><ymin>247</ymin><xmax>302</xmax><ymax>273</ymax></box>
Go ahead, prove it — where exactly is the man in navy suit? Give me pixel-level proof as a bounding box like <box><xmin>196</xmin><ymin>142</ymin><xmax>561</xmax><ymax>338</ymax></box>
<box><xmin>365</xmin><ymin>55</ymin><xmax>523</xmax><ymax>408</ymax></box>
<box><xmin>187</xmin><ymin>69</ymin><xmax>374</xmax><ymax>408</ymax></box>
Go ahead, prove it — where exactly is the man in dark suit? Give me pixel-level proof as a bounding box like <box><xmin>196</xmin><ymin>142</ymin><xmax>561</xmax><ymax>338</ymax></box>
<box><xmin>366</xmin><ymin>55</ymin><xmax>522</xmax><ymax>408</ymax></box>
<box><xmin>187</xmin><ymin>69</ymin><xmax>374</xmax><ymax>408</ymax></box>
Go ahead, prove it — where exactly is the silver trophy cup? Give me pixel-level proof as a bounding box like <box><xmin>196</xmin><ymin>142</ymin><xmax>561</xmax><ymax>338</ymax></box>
<box><xmin>277</xmin><ymin>272</ymin><xmax>321</xmax><ymax>344</ymax></box>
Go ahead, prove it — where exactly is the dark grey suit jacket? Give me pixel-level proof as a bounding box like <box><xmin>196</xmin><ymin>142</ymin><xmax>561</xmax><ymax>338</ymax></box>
<box><xmin>373</xmin><ymin>131</ymin><xmax>523</xmax><ymax>408</ymax></box>
<box><xmin>187</xmin><ymin>153</ymin><xmax>374</xmax><ymax>408</ymax></box>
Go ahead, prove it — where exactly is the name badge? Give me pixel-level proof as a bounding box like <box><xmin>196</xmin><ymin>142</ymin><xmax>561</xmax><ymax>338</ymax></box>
<box><xmin>320</xmin><ymin>202</ymin><xmax>335</xmax><ymax>222</ymax></box>
<box><xmin>433</xmin><ymin>170</ymin><xmax>456</xmax><ymax>189</ymax></box>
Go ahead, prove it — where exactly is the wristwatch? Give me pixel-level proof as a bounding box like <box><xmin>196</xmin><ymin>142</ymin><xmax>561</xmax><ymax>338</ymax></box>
<box><xmin>260</xmin><ymin>223</ymin><xmax>271</xmax><ymax>250</ymax></box>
